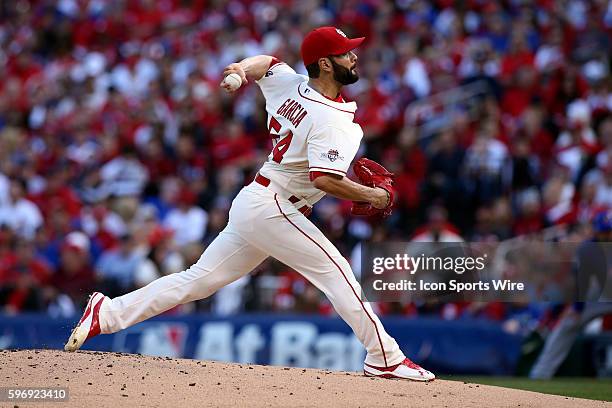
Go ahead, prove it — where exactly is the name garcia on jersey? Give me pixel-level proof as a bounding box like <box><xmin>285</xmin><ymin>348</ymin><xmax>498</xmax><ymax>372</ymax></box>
<box><xmin>276</xmin><ymin>98</ymin><xmax>308</xmax><ymax>128</ymax></box>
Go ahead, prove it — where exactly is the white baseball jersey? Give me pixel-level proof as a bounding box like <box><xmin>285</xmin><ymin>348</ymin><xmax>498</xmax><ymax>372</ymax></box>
<box><xmin>256</xmin><ymin>59</ymin><xmax>363</xmax><ymax>206</ymax></box>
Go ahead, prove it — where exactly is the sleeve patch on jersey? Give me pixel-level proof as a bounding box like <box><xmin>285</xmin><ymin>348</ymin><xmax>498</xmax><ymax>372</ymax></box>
<box><xmin>320</xmin><ymin>149</ymin><xmax>345</xmax><ymax>163</ymax></box>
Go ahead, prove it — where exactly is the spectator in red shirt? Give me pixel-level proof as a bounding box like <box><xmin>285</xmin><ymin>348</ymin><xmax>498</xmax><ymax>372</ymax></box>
<box><xmin>500</xmin><ymin>28</ymin><xmax>535</xmax><ymax>83</ymax></box>
<box><xmin>411</xmin><ymin>205</ymin><xmax>463</xmax><ymax>242</ymax></box>
<box><xmin>51</xmin><ymin>232</ymin><xmax>96</xmax><ymax>308</ymax></box>
<box><xmin>540</xmin><ymin>65</ymin><xmax>589</xmax><ymax>120</ymax></box>
<box><xmin>513</xmin><ymin>188</ymin><xmax>545</xmax><ymax>236</ymax></box>
<box><xmin>210</xmin><ymin>120</ymin><xmax>257</xmax><ymax>168</ymax></box>
<box><xmin>501</xmin><ymin>66</ymin><xmax>539</xmax><ymax>118</ymax></box>
<box><xmin>0</xmin><ymin>238</ymin><xmax>51</xmax><ymax>313</ymax></box>
<box><xmin>518</xmin><ymin>103</ymin><xmax>555</xmax><ymax>166</ymax></box>
<box><xmin>30</xmin><ymin>165</ymin><xmax>82</xmax><ymax>219</ymax></box>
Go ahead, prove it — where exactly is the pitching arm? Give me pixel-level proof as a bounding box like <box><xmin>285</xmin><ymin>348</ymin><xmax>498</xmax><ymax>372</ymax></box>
<box><xmin>222</xmin><ymin>55</ymin><xmax>274</xmax><ymax>87</ymax></box>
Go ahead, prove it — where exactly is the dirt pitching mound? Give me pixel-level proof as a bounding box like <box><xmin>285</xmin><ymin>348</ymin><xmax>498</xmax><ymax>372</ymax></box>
<box><xmin>0</xmin><ymin>349</ymin><xmax>608</xmax><ymax>407</ymax></box>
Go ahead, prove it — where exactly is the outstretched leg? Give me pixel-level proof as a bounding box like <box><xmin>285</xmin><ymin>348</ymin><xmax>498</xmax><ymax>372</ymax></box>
<box><xmin>65</xmin><ymin>225</ymin><xmax>267</xmax><ymax>350</ymax></box>
<box><xmin>234</xmin><ymin>189</ymin><xmax>434</xmax><ymax>380</ymax></box>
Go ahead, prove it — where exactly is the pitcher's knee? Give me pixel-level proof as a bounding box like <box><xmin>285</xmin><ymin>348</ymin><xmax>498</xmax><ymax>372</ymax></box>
<box><xmin>174</xmin><ymin>264</ymin><xmax>215</xmax><ymax>302</ymax></box>
<box><xmin>178</xmin><ymin>264</ymin><xmax>232</xmax><ymax>303</ymax></box>
<box><xmin>330</xmin><ymin>299</ymin><xmax>363</xmax><ymax>316</ymax></box>
<box><xmin>334</xmin><ymin>257</ymin><xmax>351</xmax><ymax>271</ymax></box>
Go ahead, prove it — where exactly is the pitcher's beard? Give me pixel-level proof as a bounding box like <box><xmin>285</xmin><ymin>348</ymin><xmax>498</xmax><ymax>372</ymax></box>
<box><xmin>331</xmin><ymin>59</ymin><xmax>359</xmax><ymax>85</ymax></box>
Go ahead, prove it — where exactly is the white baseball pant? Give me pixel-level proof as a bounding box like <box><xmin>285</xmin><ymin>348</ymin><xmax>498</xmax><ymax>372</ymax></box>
<box><xmin>98</xmin><ymin>181</ymin><xmax>405</xmax><ymax>367</ymax></box>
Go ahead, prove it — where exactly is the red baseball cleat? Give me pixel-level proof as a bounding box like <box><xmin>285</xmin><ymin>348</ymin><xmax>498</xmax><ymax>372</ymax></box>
<box><xmin>64</xmin><ymin>292</ymin><xmax>107</xmax><ymax>352</ymax></box>
<box><xmin>363</xmin><ymin>358</ymin><xmax>435</xmax><ymax>381</ymax></box>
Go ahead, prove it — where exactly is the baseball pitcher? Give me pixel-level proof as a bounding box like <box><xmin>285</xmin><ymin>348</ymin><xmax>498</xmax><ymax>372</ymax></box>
<box><xmin>65</xmin><ymin>26</ymin><xmax>435</xmax><ymax>381</ymax></box>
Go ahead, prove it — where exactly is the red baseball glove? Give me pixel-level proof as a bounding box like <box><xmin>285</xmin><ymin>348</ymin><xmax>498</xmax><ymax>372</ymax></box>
<box><xmin>351</xmin><ymin>158</ymin><xmax>395</xmax><ymax>217</ymax></box>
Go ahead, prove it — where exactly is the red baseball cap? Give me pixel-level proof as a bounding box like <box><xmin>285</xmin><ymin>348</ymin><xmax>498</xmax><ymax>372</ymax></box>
<box><xmin>301</xmin><ymin>27</ymin><xmax>365</xmax><ymax>66</ymax></box>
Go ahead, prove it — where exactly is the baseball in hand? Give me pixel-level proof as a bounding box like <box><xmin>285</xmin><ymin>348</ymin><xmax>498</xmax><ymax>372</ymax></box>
<box><xmin>222</xmin><ymin>73</ymin><xmax>243</xmax><ymax>91</ymax></box>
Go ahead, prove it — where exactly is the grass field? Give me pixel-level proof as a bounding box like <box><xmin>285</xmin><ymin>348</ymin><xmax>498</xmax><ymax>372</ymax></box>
<box><xmin>445</xmin><ymin>377</ymin><xmax>612</xmax><ymax>402</ymax></box>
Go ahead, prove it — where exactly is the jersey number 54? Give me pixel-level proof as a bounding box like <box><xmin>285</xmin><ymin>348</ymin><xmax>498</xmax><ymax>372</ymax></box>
<box><xmin>269</xmin><ymin>117</ymin><xmax>293</xmax><ymax>163</ymax></box>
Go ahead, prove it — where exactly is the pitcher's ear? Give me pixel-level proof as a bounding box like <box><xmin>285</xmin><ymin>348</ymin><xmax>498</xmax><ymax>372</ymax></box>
<box><xmin>319</xmin><ymin>57</ymin><xmax>333</xmax><ymax>72</ymax></box>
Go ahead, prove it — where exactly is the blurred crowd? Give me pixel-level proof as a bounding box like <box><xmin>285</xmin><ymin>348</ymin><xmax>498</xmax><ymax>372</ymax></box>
<box><xmin>0</xmin><ymin>0</ymin><xmax>610</xmax><ymax>325</ymax></box>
